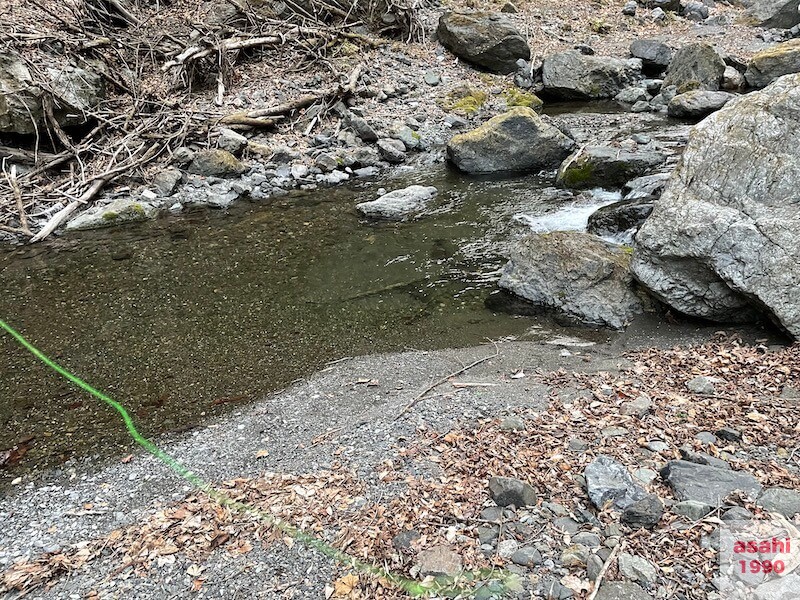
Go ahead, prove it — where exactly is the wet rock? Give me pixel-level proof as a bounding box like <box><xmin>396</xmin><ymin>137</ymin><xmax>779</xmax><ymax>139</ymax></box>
<box><xmin>488</xmin><ymin>475</ymin><xmax>538</xmax><ymax>507</ymax></box>
<box><xmin>618</xmin><ymin>553</ymin><xmax>657</xmax><ymax>585</ymax></box>
<box><xmin>417</xmin><ymin>545</ymin><xmax>462</xmax><ymax>577</ymax></box>
<box><xmin>0</xmin><ymin>53</ymin><xmax>104</xmax><ymax>134</ymax></box>
<box><xmin>152</xmin><ymin>168</ymin><xmax>183</xmax><ymax>197</ymax></box>
<box><xmin>511</xmin><ymin>546</ymin><xmax>542</xmax><ymax>567</ymax></box>
<box><xmin>446</xmin><ymin>106</ymin><xmax>574</xmax><ymax>174</ymax></box>
<box><xmin>632</xmin><ymin>74</ymin><xmax>800</xmax><ymax>335</ymax></box>
<box><xmin>757</xmin><ymin>487</ymin><xmax>800</xmax><ymax>517</ymax></box>
<box><xmin>672</xmin><ymin>500</ymin><xmax>714</xmax><ymax>520</ymax></box>
<box><xmin>66</xmin><ymin>198</ymin><xmax>159</xmax><ymax>230</ymax></box>
<box><xmin>542</xmin><ymin>51</ymin><xmax>642</xmax><ymax>99</ymax></box>
<box><xmin>660</xmin><ymin>460</ymin><xmax>762</xmax><ymax>505</ymax></box>
<box><xmin>557</xmin><ymin>146</ymin><xmax>666</xmax><ymax>189</ymax></box>
<box><xmin>188</xmin><ymin>149</ymin><xmax>246</xmax><ymax>177</ymax></box>
<box><xmin>667</xmin><ymin>90</ymin><xmax>735</xmax><ymax>118</ymax></box>
<box><xmin>356</xmin><ymin>185</ymin><xmax>437</xmax><ymax>220</ymax></box>
<box><xmin>745</xmin><ymin>39</ymin><xmax>800</xmax><ymax>89</ymax></box>
<box><xmin>594</xmin><ymin>582</ymin><xmax>652</xmax><ymax>600</ymax></box>
<box><xmin>686</xmin><ymin>375</ymin><xmax>716</xmax><ymax>394</ymax></box>
<box><xmin>499</xmin><ymin>232</ymin><xmax>644</xmax><ymax>329</ymax></box>
<box><xmin>584</xmin><ymin>455</ymin><xmax>647</xmax><ymax>510</ymax></box>
<box><xmin>376</xmin><ymin>138</ymin><xmax>406</xmax><ymax>163</ymax></box>
<box><xmin>437</xmin><ymin>11</ymin><xmax>530</xmax><ymax>74</ymax></box>
<box><xmin>217</xmin><ymin>127</ymin><xmax>247</xmax><ymax>154</ymax></box>
<box><xmin>630</xmin><ymin>39</ymin><xmax>673</xmax><ymax>73</ymax></box>
<box><xmin>745</xmin><ymin>0</ymin><xmax>800</xmax><ymax>29</ymax></box>
<box><xmin>662</xmin><ymin>43</ymin><xmax>725</xmax><ymax>91</ymax></box>
<box><xmin>587</xmin><ymin>198</ymin><xmax>655</xmax><ymax>242</ymax></box>
<box><xmin>622</xmin><ymin>494</ymin><xmax>664</xmax><ymax>529</ymax></box>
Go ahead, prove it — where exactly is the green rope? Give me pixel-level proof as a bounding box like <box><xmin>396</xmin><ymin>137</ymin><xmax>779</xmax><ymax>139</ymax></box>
<box><xmin>0</xmin><ymin>318</ymin><xmax>515</xmax><ymax>598</ymax></box>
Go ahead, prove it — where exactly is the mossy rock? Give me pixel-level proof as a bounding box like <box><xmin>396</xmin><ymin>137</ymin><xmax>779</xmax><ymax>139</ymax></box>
<box><xmin>745</xmin><ymin>39</ymin><xmax>800</xmax><ymax>88</ymax></box>
<box><xmin>502</xmin><ymin>88</ymin><xmax>543</xmax><ymax>112</ymax></box>
<box><xmin>440</xmin><ymin>85</ymin><xmax>488</xmax><ymax>115</ymax></box>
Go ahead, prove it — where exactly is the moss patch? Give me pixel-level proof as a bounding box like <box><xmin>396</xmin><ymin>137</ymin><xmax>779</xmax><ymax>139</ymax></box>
<box><xmin>558</xmin><ymin>159</ymin><xmax>596</xmax><ymax>188</ymax></box>
<box><xmin>440</xmin><ymin>85</ymin><xmax>488</xmax><ymax>115</ymax></box>
<box><xmin>502</xmin><ymin>88</ymin><xmax>543</xmax><ymax>112</ymax></box>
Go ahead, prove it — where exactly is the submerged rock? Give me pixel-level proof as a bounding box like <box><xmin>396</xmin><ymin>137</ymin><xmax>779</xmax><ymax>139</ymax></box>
<box><xmin>667</xmin><ymin>90</ymin><xmax>735</xmax><ymax>119</ymax></box>
<box><xmin>542</xmin><ymin>51</ymin><xmax>642</xmax><ymax>99</ymax></box>
<box><xmin>446</xmin><ymin>107</ymin><xmax>574</xmax><ymax>174</ymax></box>
<box><xmin>556</xmin><ymin>146</ymin><xmax>666</xmax><ymax>189</ymax></box>
<box><xmin>66</xmin><ymin>198</ymin><xmax>159</xmax><ymax>230</ymax></box>
<box><xmin>745</xmin><ymin>39</ymin><xmax>800</xmax><ymax>89</ymax></box>
<box><xmin>587</xmin><ymin>198</ymin><xmax>655</xmax><ymax>242</ymax></box>
<box><xmin>662</xmin><ymin>43</ymin><xmax>725</xmax><ymax>91</ymax></box>
<box><xmin>498</xmin><ymin>232</ymin><xmax>644</xmax><ymax>329</ymax></box>
<box><xmin>356</xmin><ymin>185</ymin><xmax>437</xmax><ymax>220</ymax></box>
<box><xmin>632</xmin><ymin>73</ymin><xmax>800</xmax><ymax>336</ymax></box>
<box><xmin>437</xmin><ymin>10</ymin><xmax>530</xmax><ymax>74</ymax></box>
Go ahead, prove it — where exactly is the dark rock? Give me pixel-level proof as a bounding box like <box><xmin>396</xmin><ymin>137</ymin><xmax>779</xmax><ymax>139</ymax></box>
<box><xmin>392</xmin><ymin>529</ymin><xmax>420</xmax><ymax>550</ymax></box>
<box><xmin>660</xmin><ymin>460</ymin><xmax>762</xmax><ymax>505</ymax></box>
<box><xmin>557</xmin><ymin>146</ymin><xmax>666</xmax><ymax>189</ymax></box>
<box><xmin>585</xmin><ymin>455</ymin><xmax>647</xmax><ymax>510</ymax></box>
<box><xmin>721</xmin><ymin>506</ymin><xmax>753</xmax><ymax>521</ymax></box>
<box><xmin>446</xmin><ymin>106</ymin><xmax>574</xmax><ymax>174</ymax></box>
<box><xmin>587</xmin><ymin>197</ymin><xmax>655</xmax><ymax>241</ymax></box>
<box><xmin>631</xmin><ymin>74</ymin><xmax>800</xmax><ymax>336</ymax></box>
<box><xmin>437</xmin><ymin>11</ymin><xmax>530</xmax><ymax>74</ymax></box>
<box><xmin>542</xmin><ymin>51</ymin><xmax>642</xmax><ymax>99</ymax></box>
<box><xmin>667</xmin><ymin>90</ymin><xmax>735</xmax><ymax>118</ymax></box>
<box><xmin>346</xmin><ymin>114</ymin><xmax>379</xmax><ymax>142</ymax></box>
<box><xmin>539</xmin><ymin>575</ymin><xmax>574</xmax><ymax>599</ymax></box>
<box><xmin>152</xmin><ymin>168</ymin><xmax>183</xmax><ymax>197</ymax></box>
<box><xmin>511</xmin><ymin>546</ymin><xmax>542</xmax><ymax>566</ymax></box>
<box><xmin>757</xmin><ymin>487</ymin><xmax>800</xmax><ymax>517</ymax></box>
<box><xmin>745</xmin><ymin>0</ymin><xmax>800</xmax><ymax>29</ymax></box>
<box><xmin>622</xmin><ymin>172</ymin><xmax>670</xmax><ymax>199</ymax></box>
<box><xmin>488</xmin><ymin>475</ymin><xmax>538</xmax><ymax>507</ymax></box>
<box><xmin>672</xmin><ymin>500</ymin><xmax>714</xmax><ymax>520</ymax></box>
<box><xmin>679</xmin><ymin>446</ymin><xmax>730</xmax><ymax>469</ymax></box>
<box><xmin>647</xmin><ymin>0</ymin><xmax>682</xmax><ymax>11</ymax></box>
<box><xmin>683</xmin><ymin>1</ymin><xmax>709</xmax><ymax>21</ymax></box>
<box><xmin>662</xmin><ymin>43</ymin><xmax>725</xmax><ymax>91</ymax></box>
<box><xmin>630</xmin><ymin>39</ymin><xmax>673</xmax><ymax>73</ymax></box>
<box><xmin>745</xmin><ymin>39</ymin><xmax>800</xmax><ymax>89</ymax></box>
<box><xmin>498</xmin><ymin>232</ymin><xmax>644</xmax><ymax>329</ymax></box>
<box><xmin>716</xmin><ymin>427</ymin><xmax>742</xmax><ymax>442</ymax></box>
<box><xmin>621</xmin><ymin>494</ymin><xmax>664</xmax><ymax>529</ymax></box>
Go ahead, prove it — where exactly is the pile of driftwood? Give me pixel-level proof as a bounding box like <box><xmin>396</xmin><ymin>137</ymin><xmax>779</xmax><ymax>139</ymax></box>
<box><xmin>0</xmin><ymin>0</ymin><xmax>425</xmax><ymax>242</ymax></box>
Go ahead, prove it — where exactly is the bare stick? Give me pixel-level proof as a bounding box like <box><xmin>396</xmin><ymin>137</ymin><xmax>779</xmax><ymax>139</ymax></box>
<box><xmin>395</xmin><ymin>341</ymin><xmax>500</xmax><ymax>420</ymax></box>
<box><xmin>6</xmin><ymin>166</ymin><xmax>31</xmax><ymax>235</ymax></box>
<box><xmin>587</xmin><ymin>540</ymin><xmax>624</xmax><ymax>600</ymax></box>
<box><xmin>0</xmin><ymin>146</ymin><xmax>58</xmax><ymax>165</ymax></box>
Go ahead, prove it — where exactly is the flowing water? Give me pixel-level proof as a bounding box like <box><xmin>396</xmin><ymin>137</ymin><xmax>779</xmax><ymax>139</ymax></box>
<box><xmin>0</xmin><ymin>108</ymin><xmax>682</xmax><ymax>483</ymax></box>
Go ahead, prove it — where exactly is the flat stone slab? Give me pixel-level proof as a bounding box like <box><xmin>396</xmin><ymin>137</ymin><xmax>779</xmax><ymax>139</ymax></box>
<box><xmin>660</xmin><ymin>460</ymin><xmax>762</xmax><ymax>506</ymax></box>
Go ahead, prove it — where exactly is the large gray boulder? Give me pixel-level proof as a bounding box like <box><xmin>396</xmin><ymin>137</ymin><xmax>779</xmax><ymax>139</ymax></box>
<box><xmin>542</xmin><ymin>51</ymin><xmax>642</xmax><ymax>100</ymax></box>
<box><xmin>632</xmin><ymin>73</ymin><xmax>800</xmax><ymax>337</ymax></box>
<box><xmin>630</xmin><ymin>39</ymin><xmax>673</xmax><ymax>73</ymax></box>
<box><xmin>437</xmin><ymin>11</ymin><xmax>530</xmax><ymax>74</ymax></box>
<box><xmin>744</xmin><ymin>0</ymin><xmax>800</xmax><ymax>29</ymax></box>
<box><xmin>745</xmin><ymin>39</ymin><xmax>800</xmax><ymax>89</ymax></box>
<box><xmin>498</xmin><ymin>231</ymin><xmax>644</xmax><ymax>329</ymax></box>
<box><xmin>556</xmin><ymin>146</ymin><xmax>666</xmax><ymax>189</ymax></box>
<box><xmin>446</xmin><ymin>107</ymin><xmax>574</xmax><ymax>174</ymax></box>
<box><xmin>0</xmin><ymin>54</ymin><xmax>104</xmax><ymax>134</ymax></box>
<box><xmin>662</xmin><ymin>43</ymin><xmax>725</xmax><ymax>91</ymax></box>
<box><xmin>667</xmin><ymin>90</ymin><xmax>735</xmax><ymax>119</ymax></box>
